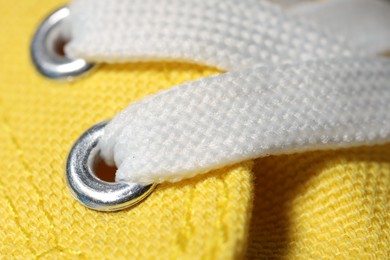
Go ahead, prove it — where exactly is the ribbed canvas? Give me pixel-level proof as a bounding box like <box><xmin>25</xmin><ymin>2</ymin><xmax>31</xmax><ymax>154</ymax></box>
<box><xmin>0</xmin><ymin>0</ymin><xmax>389</xmax><ymax>258</ymax></box>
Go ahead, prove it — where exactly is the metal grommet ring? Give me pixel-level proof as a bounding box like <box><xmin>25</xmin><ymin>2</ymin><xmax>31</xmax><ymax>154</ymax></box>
<box><xmin>31</xmin><ymin>6</ymin><xmax>94</xmax><ymax>80</ymax></box>
<box><xmin>66</xmin><ymin>121</ymin><xmax>156</xmax><ymax>211</ymax></box>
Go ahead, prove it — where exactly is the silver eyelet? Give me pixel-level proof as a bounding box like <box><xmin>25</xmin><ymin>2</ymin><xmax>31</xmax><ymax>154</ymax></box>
<box><xmin>66</xmin><ymin>121</ymin><xmax>156</xmax><ymax>211</ymax></box>
<box><xmin>31</xmin><ymin>6</ymin><xmax>94</xmax><ymax>80</ymax></box>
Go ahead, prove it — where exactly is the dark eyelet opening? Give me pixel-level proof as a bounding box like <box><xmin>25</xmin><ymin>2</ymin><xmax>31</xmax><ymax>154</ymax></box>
<box><xmin>31</xmin><ymin>6</ymin><xmax>94</xmax><ymax>80</ymax></box>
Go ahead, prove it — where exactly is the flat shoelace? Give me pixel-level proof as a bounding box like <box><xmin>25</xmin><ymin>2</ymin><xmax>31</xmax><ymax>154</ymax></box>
<box><xmin>66</xmin><ymin>0</ymin><xmax>390</xmax><ymax>184</ymax></box>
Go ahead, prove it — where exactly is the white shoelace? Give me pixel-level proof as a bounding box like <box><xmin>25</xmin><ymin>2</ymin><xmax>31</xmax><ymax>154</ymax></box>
<box><xmin>66</xmin><ymin>0</ymin><xmax>390</xmax><ymax>184</ymax></box>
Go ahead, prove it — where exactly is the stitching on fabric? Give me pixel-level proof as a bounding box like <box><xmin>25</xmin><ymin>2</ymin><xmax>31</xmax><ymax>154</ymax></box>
<box><xmin>1</xmin><ymin>115</ymin><xmax>57</xmax><ymax>236</ymax></box>
<box><xmin>221</xmin><ymin>175</ymin><xmax>230</xmax><ymax>242</ymax></box>
<box><xmin>175</xmin><ymin>186</ymin><xmax>194</xmax><ymax>254</ymax></box>
<box><xmin>218</xmin><ymin>174</ymin><xmax>230</xmax><ymax>256</ymax></box>
<box><xmin>208</xmin><ymin>171</ymin><xmax>234</xmax><ymax>259</ymax></box>
<box><xmin>0</xmin><ymin>102</ymin><xmax>84</xmax><ymax>257</ymax></box>
<box><xmin>35</xmin><ymin>245</ymin><xmax>84</xmax><ymax>259</ymax></box>
<box><xmin>0</xmin><ymin>101</ymin><xmax>37</xmax><ymax>255</ymax></box>
<box><xmin>362</xmin><ymin>162</ymin><xmax>389</xmax><ymax>252</ymax></box>
<box><xmin>0</xmin><ymin>178</ymin><xmax>37</xmax><ymax>255</ymax></box>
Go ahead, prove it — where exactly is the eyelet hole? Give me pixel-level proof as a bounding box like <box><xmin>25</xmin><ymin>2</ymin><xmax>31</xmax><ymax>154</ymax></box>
<box><xmin>45</xmin><ymin>19</ymin><xmax>70</xmax><ymax>59</ymax></box>
<box><xmin>66</xmin><ymin>121</ymin><xmax>156</xmax><ymax>211</ymax></box>
<box><xmin>52</xmin><ymin>35</ymin><xmax>69</xmax><ymax>57</ymax></box>
<box><xmin>92</xmin><ymin>154</ymin><xmax>117</xmax><ymax>183</ymax></box>
<box><xmin>31</xmin><ymin>6</ymin><xmax>94</xmax><ymax>79</ymax></box>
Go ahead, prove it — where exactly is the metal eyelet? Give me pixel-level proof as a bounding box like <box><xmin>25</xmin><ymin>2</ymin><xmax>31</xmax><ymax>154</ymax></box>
<box><xmin>31</xmin><ymin>6</ymin><xmax>94</xmax><ymax>80</ymax></box>
<box><xmin>66</xmin><ymin>121</ymin><xmax>156</xmax><ymax>211</ymax></box>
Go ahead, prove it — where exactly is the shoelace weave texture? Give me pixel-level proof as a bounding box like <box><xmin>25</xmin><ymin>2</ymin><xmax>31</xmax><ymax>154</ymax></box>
<box><xmin>67</xmin><ymin>0</ymin><xmax>390</xmax><ymax>184</ymax></box>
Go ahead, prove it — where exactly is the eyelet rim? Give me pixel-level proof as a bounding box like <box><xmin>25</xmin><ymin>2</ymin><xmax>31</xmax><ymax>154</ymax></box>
<box><xmin>31</xmin><ymin>6</ymin><xmax>95</xmax><ymax>80</ymax></box>
<box><xmin>66</xmin><ymin>121</ymin><xmax>156</xmax><ymax>211</ymax></box>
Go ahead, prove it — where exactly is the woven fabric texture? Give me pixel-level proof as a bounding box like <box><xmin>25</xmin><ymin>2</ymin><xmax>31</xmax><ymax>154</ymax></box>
<box><xmin>0</xmin><ymin>0</ymin><xmax>389</xmax><ymax>259</ymax></box>
<box><xmin>0</xmin><ymin>1</ymin><xmax>253</xmax><ymax>258</ymax></box>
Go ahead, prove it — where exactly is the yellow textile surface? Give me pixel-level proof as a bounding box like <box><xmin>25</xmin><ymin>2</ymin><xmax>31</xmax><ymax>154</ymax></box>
<box><xmin>0</xmin><ymin>0</ymin><xmax>389</xmax><ymax>259</ymax></box>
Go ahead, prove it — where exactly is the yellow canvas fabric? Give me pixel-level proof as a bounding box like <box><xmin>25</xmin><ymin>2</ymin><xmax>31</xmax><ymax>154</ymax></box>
<box><xmin>0</xmin><ymin>0</ymin><xmax>389</xmax><ymax>259</ymax></box>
